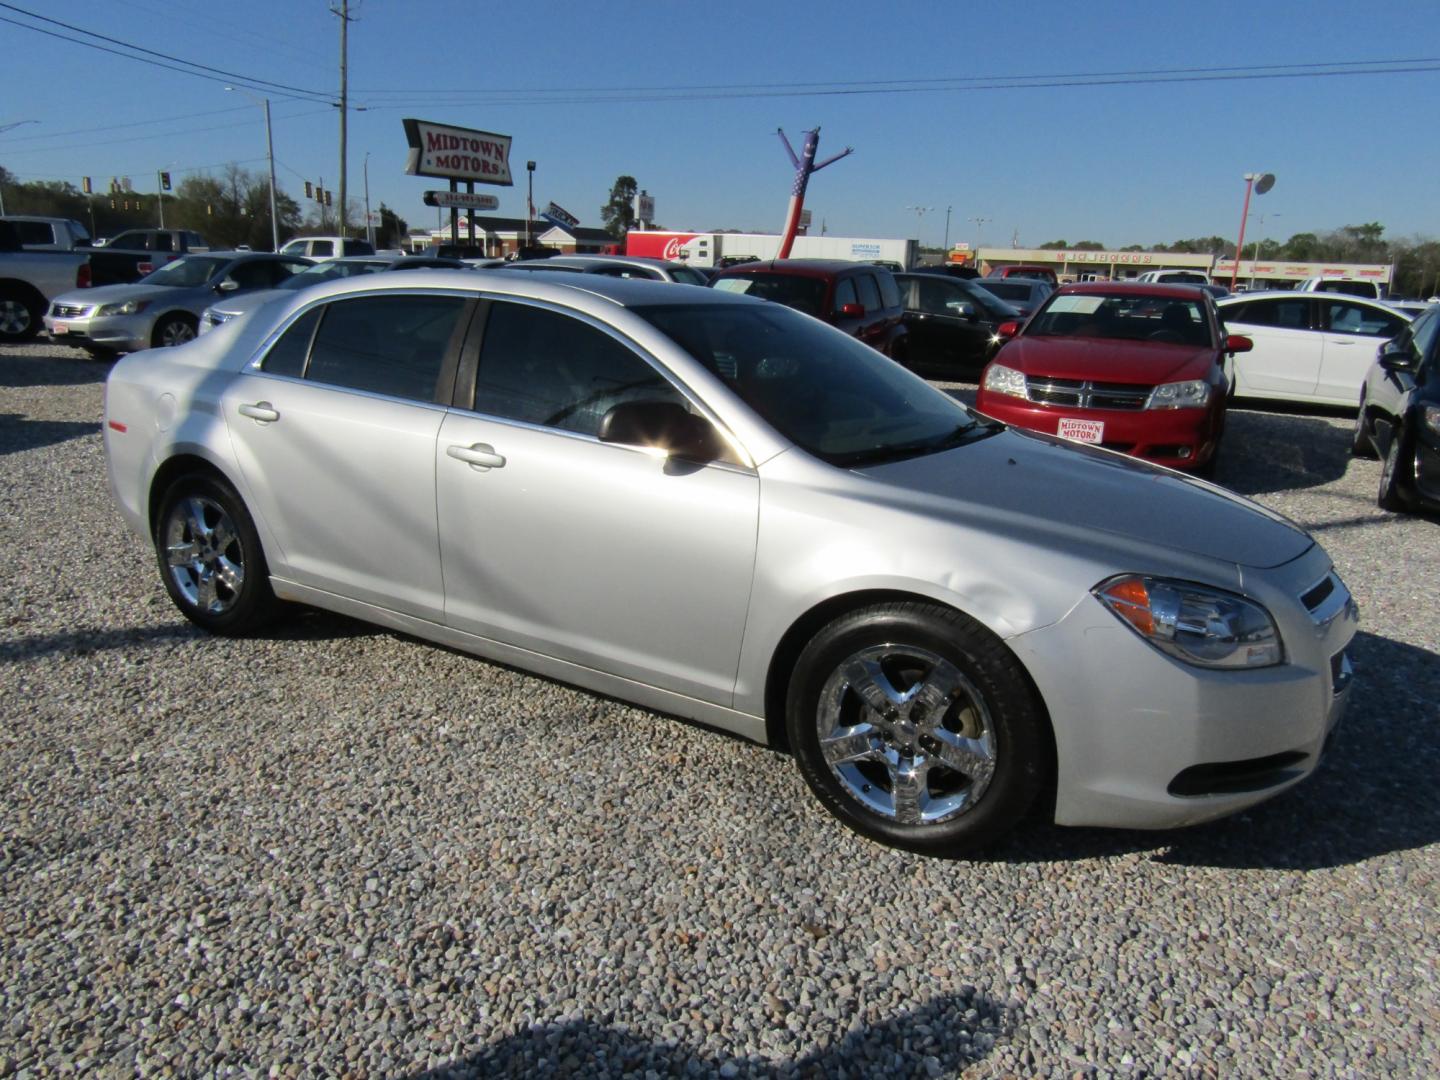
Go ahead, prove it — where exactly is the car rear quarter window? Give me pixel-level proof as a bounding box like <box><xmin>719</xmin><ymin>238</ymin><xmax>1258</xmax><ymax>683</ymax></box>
<box><xmin>473</xmin><ymin>302</ymin><xmax>685</xmax><ymax>436</ymax></box>
<box><xmin>303</xmin><ymin>295</ymin><xmax>467</xmax><ymax>401</ymax></box>
<box><xmin>832</xmin><ymin>278</ymin><xmax>857</xmax><ymax>313</ymax></box>
<box><xmin>876</xmin><ymin>272</ymin><xmax>900</xmax><ymax>311</ymax></box>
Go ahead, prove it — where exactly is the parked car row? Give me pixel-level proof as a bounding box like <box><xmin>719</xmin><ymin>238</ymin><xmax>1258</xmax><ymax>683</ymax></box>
<box><xmin>99</xmin><ymin>267</ymin><xmax>1357</xmax><ymax>856</ymax></box>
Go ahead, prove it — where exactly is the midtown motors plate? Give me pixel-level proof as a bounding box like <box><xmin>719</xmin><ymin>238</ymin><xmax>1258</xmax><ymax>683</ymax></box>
<box><xmin>1057</xmin><ymin>417</ymin><xmax>1104</xmax><ymax>443</ymax></box>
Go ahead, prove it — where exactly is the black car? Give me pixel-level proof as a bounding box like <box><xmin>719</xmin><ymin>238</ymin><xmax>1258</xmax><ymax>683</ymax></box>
<box><xmin>894</xmin><ymin>272</ymin><xmax>1022</xmax><ymax>374</ymax></box>
<box><xmin>911</xmin><ymin>263</ymin><xmax>979</xmax><ymax>280</ymax></box>
<box><xmin>1352</xmin><ymin>303</ymin><xmax>1440</xmax><ymax>514</ymax></box>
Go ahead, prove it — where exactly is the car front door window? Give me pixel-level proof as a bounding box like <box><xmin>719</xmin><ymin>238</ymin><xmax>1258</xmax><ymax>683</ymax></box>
<box><xmin>305</xmin><ymin>295</ymin><xmax>467</xmax><ymax>402</ymax></box>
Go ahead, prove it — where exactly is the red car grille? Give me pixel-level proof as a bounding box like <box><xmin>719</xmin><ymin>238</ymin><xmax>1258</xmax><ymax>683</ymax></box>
<box><xmin>1025</xmin><ymin>378</ymin><xmax>1150</xmax><ymax>411</ymax></box>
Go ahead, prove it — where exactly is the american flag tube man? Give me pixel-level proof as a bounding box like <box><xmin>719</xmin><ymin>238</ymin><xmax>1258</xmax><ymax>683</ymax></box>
<box><xmin>776</xmin><ymin>127</ymin><xmax>853</xmax><ymax>259</ymax></box>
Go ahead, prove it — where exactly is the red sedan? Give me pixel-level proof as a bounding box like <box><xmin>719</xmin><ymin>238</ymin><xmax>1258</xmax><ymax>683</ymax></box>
<box><xmin>974</xmin><ymin>282</ymin><xmax>1252</xmax><ymax>472</ymax></box>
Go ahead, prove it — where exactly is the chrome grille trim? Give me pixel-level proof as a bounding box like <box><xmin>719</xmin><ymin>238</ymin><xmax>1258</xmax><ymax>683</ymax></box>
<box><xmin>1024</xmin><ymin>377</ymin><xmax>1150</xmax><ymax>411</ymax></box>
<box><xmin>51</xmin><ymin>303</ymin><xmax>91</xmax><ymax>318</ymax></box>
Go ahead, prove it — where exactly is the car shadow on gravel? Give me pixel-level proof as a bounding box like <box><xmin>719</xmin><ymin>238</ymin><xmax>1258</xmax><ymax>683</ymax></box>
<box><xmin>1000</xmin><ymin>629</ymin><xmax>1439</xmax><ymax>871</ymax></box>
<box><xmin>0</xmin><ymin>412</ymin><xmax>100</xmax><ymax>455</ymax></box>
<box><xmin>408</xmin><ymin>990</ymin><xmax>1012</xmax><ymax>1079</ymax></box>
<box><xmin>0</xmin><ymin>348</ymin><xmax>110</xmax><ymax>387</ymax></box>
<box><xmin>1209</xmin><ymin>406</ymin><xmax>1353</xmax><ymax>496</ymax></box>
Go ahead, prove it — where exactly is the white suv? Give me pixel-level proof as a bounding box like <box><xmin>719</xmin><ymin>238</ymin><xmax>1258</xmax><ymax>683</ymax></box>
<box><xmin>279</xmin><ymin>236</ymin><xmax>376</xmax><ymax>260</ymax></box>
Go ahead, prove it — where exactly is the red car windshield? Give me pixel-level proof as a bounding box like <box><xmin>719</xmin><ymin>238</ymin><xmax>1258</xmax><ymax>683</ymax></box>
<box><xmin>1027</xmin><ymin>294</ymin><xmax>1213</xmax><ymax>347</ymax></box>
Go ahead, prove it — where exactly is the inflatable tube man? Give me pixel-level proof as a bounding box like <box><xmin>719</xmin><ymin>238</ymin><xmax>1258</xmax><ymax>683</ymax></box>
<box><xmin>776</xmin><ymin>127</ymin><xmax>853</xmax><ymax>259</ymax></box>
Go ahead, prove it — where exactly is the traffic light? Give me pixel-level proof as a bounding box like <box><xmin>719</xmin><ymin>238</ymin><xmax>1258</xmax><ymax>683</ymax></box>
<box><xmin>304</xmin><ymin>180</ymin><xmax>313</xmax><ymax>200</ymax></box>
<box><xmin>323</xmin><ymin>189</ymin><xmax>333</xmax><ymax>207</ymax></box>
<box><xmin>160</xmin><ymin>171</ymin><xmax>171</xmax><ymax>192</ymax></box>
<box><xmin>82</xmin><ymin>176</ymin><xmax>92</xmax><ymax>194</ymax></box>
<box><xmin>109</xmin><ymin>198</ymin><xmax>116</xmax><ymax>209</ymax></box>
<box><xmin>207</xmin><ymin>204</ymin><xmax>214</xmax><ymax>215</ymax></box>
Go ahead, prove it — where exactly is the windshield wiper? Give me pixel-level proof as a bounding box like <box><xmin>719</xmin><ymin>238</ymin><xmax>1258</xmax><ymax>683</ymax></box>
<box><xmin>837</xmin><ymin>419</ymin><xmax>1001</xmax><ymax>468</ymax></box>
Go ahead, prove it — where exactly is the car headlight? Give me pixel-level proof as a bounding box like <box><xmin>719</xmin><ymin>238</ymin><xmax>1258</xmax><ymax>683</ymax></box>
<box><xmin>1423</xmin><ymin>404</ymin><xmax>1440</xmax><ymax>437</ymax></box>
<box><xmin>983</xmin><ymin>363</ymin><xmax>1028</xmax><ymax>399</ymax></box>
<box><xmin>1146</xmin><ymin>380</ymin><xmax>1210</xmax><ymax>410</ymax></box>
<box><xmin>1093</xmin><ymin>574</ymin><xmax>1283</xmax><ymax>669</ymax></box>
<box><xmin>95</xmin><ymin>299</ymin><xmax>150</xmax><ymax>317</ymax></box>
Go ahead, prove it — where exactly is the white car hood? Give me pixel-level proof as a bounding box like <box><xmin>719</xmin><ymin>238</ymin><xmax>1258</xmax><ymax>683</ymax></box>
<box><xmin>859</xmin><ymin>426</ymin><xmax>1312</xmax><ymax>570</ymax></box>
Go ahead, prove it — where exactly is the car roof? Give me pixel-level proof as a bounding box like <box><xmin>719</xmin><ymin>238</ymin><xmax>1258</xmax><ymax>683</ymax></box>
<box><xmin>1216</xmin><ymin>289</ymin><xmax>1395</xmax><ymax>307</ymax></box>
<box><xmin>713</xmin><ymin>259</ymin><xmax>883</xmax><ymax>279</ymax></box>
<box><xmin>296</xmin><ymin>266</ymin><xmax>755</xmax><ymax>311</ymax></box>
<box><xmin>1056</xmin><ymin>281</ymin><xmax>1210</xmax><ymax>300</ymax></box>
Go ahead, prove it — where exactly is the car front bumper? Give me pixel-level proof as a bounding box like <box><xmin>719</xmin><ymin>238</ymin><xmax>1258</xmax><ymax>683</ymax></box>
<box><xmin>977</xmin><ymin>393</ymin><xmax>1222</xmax><ymax>470</ymax></box>
<box><xmin>44</xmin><ymin>309</ymin><xmax>155</xmax><ymax>352</ymax></box>
<box><xmin>1007</xmin><ymin>544</ymin><xmax>1358</xmax><ymax>830</ymax></box>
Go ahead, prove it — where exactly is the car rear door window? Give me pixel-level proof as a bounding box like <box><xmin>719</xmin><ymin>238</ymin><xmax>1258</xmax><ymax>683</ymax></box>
<box><xmin>832</xmin><ymin>278</ymin><xmax>857</xmax><ymax>313</ymax></box>
<box><xmin>473</xmin><ymin>302</ymin><xmax>685</xmax><ymax>436</ymax></box>
<box><xmin>303</xmin><ymin>295</ymin><xmax>466</xmax><ymax>402</ymax></box>
<box><xmin>1324</xmin><ymin>300</ymin><xmax>1406</xmax><ymax>339</ymax></box>
<box><xmin>855</xmin><ymin>274</ymin><xmax>882</xmax><ymax>313</ymax></box>
<box><xmin>915</xmin><ymin>277</ymin><xmax>959</xmax><ymax>317</ymax></box>
<box><xmin>259</xmin><ymin>308</ymin><xmax>321</xmax><ymax>378</ymax></box>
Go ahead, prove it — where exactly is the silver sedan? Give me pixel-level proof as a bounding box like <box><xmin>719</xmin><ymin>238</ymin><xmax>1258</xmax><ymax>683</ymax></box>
<box><xmin>102</xmin><ymin>271</ymin><xmax>1357</xmax><ymax>854</ymax></box>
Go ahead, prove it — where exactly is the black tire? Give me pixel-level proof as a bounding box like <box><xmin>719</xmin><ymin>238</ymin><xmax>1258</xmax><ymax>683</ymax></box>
<box><xmin>152</xmin><ymin>313</ymin><xmax>198</xmax><ymax>348</ymax></box>
<box><xmin>154</xmin><ymin>472</ymin><xmax>278</xmax><ymax>635</ymax></box>
<box><xmin>83</xmin><ymin>345</ymin><xmax>118</xmax><ymax>361</ymax></box>
<box><xmin>1377</xmin><ymin>429</ymin><xmax>1416</xmax><ymax>513</ymax></box>
<box><xmin>785</xmin><ymin>601</ymin><xmax>1048</xmax><ymax>855</ymax></box>
<box><xmin>0</xmin><ymin>286</ymin><xmax>42</xmax><ymax>343</ymax></box>
<box><xmin>1350</xmin><ymin>393</ymin><xmax>1377</xmax><ymax>459</ymax></box>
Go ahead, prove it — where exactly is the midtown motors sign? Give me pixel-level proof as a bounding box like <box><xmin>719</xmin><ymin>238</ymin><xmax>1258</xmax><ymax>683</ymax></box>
<box><xmin>403</xmin><ymin>119</ymin><xmax>514</xmax><ymax>185</ymax></box>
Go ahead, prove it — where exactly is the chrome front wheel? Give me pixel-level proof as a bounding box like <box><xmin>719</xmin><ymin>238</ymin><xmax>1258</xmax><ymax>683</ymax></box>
<box><xmin>786</xmin><ymin>602</ymin><xmax>1047</xmax><ymax>854</ymax></box>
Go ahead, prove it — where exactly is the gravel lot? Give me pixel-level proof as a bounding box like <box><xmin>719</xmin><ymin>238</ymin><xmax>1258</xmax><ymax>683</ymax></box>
<box><xmin>1</xmin><ymin>339</ymin><xmax>1436</xmax><ymax>1078</ymax></box>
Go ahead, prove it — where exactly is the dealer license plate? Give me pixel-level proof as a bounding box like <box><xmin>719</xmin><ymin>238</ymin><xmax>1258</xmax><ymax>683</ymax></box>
<box><xmin>1057</xmin><ymin>418</ymin><xmax>1104</xmax><ymax>444</ymax></box>
<box><xmin>51</xmin><ymin>324</ymin><xmax>68</xmax><ymax>335</ymax></box>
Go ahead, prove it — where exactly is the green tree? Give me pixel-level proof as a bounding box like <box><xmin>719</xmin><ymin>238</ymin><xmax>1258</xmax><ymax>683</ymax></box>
<box><xmin>1038</xmin><ymin>239</ymin><xmax>1069</xmax><ymax>250</ymax></box>
<box><xmin>377</xmin><ymin>202</ymin><xmax>407</xmax><ymax>249</ymax></box>
<box><xmin>1071</xmin><ymin>240</ymin><xmax>1105</xmax><ymax>251</ymax></box>
<box><xmin>600</xmin><ymin>175</ymin><xmax>637</xmax><ymax>240</ymax></box>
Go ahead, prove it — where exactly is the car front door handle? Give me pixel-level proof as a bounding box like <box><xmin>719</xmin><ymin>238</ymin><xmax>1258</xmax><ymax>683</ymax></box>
<box><xmin>238</xmin><ymin>401</ymin><xmax>280</xmax><ymax>423</ymax></box>
<box><xmin>446</xmin><ymin>443</ymin><xmax>506</xmax><ymax>471</ymax></box>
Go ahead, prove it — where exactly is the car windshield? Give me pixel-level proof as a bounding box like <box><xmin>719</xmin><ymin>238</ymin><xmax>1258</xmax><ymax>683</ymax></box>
<box><xmin>711</xmin><ymin>273</ymin><xmax>828</xmax><ymax>318</ymax></box>
<box><xmin>140</xmin><ymin>255</ymin><xmax>229</xmax><ymax>287</ymax></box>
<box><xmin>279</xmin><ymin>260</ymin><xmax>389</xmax><ymax>289</ymax></box>
<box><xmin>667</xmin><ymin>265</ymin><xmax>710</xmax><ymax>287</ymax></box>
<box><xmin>1026</xmin><ymin>293</ymin><xmax>1213</xmax><ymax>347</ymax></box>
<box><xmin>634</xmin><ymin>302</ymin><xmax>997</xmax><ymax>467</ymax></box>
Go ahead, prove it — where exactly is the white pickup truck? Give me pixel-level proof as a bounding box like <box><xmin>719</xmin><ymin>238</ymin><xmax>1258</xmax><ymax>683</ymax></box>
<box><xmin>0</xmin><ymin>215</ymin><xmax>93</xmax><ymax>251</ymax></box>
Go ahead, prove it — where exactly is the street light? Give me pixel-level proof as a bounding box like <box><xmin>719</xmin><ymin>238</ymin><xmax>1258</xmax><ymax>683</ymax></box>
<box><xmin>1230</xmin><ymin>171</ymin><xmax>1274</xmax><ymax>291</ymax></box>
<box><xmin>1249</xmin><ymin>212</ymin><xmax>1281</xmax><ymax>288</ymax></box>
<box><xmin>526</xmin><ymin>161</ymin><xmax>536</xmax><ymax>250</ymax></box>
<box><xmin>905</xmin><ymin>205</ymin><xmax>933</xmax><ymax>246</ymax></box>
<box><xmin>224</xmin><ymin>87</ymin><xmax>279</xmax><ymax>251</ymax></box>
<box><xmin>968</xmin><ymin>215</ymin><xmax>992</xmax><ymax>267</ymax></box>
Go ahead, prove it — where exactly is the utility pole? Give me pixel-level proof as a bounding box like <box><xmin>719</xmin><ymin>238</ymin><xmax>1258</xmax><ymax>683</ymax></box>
<box><xmin>363</xmin><ymin>152</ymin><xmax>373</xmax><ymax>248</ymax></box>
<box><xmin>943</xmin><ymin>205</ymin><xmax>952</xmax><ymax>251</ymax></box>
<box><xmin>332</xmin><ymin>1</ymin><xmax>353</xmax><ymax>237</ymax></box>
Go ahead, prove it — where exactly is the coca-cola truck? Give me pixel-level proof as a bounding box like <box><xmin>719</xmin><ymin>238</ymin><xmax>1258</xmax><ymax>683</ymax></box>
<box><xmin>625</xmin><ymin>230</ymin><xmax>915</xmax><ymax>269</ymax></box>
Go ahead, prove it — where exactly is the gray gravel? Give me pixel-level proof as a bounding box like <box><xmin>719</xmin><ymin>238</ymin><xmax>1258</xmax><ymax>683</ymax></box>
<box><xmin>1</xmin><ymin>340</ymin><xmax>1437</xmax><ymax>1078</ymax></box>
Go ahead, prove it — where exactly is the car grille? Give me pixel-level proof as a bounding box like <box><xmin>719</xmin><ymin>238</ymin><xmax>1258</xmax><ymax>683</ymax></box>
<box><xmin>1024</xmin><ymin>377</ymin><xmax>1150</xmax><ymax>410</ymax></box>
<box><xmin>51</xmin><ymin>302</ymin><xmax>91</xmax><ymax>318</ymax></box>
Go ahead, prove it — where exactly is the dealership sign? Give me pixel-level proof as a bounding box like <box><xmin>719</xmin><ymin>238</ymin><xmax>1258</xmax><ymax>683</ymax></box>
<box><xmin>423</xmin><ymin>190</ymin><xmax>500</xmax><ymax>210</ymax></box>
<box><xmin>403</xmin><ymin>119</ymin><xmax>513</xmax><ymax>185</ymax></box>
<box><xmin>540</xmin><ymin>201</ymin><xmax>579</xmax><ymax>231</ymax></box>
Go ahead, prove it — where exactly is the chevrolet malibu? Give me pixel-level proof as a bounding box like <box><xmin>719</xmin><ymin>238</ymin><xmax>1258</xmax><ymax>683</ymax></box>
<box><xmin>977</xmin><ymin>283</ymin><xmax>1253</xmax><ymax>472</ymax></box>
<box><xmin>103</xmin><ymin>272</ymin><xmax>1357</xmax><ymax>854</ymax></box>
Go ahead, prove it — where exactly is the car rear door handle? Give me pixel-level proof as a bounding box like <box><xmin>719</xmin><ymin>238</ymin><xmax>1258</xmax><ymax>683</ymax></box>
<box><xmin>446</xmin><ymin>442</ymin><xmax>506</xmax><ymax>470</ymax></box>
<box><xmin>238</xmin><ymin>401</ymin><xmax>280</xmax><ymax>423</ymax></box>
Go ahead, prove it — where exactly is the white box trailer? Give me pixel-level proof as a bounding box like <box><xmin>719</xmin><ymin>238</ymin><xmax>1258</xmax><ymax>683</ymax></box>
<box><xmin>625</xmin><ymin>230</ymin><xmax>916</xmax><ymax>269</ymax></box>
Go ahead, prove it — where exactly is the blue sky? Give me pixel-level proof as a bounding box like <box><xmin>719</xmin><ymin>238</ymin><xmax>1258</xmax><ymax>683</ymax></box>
<box><xmin>2</xmin><ymin>1</ymin><xmax>1436</xmax><ymax>249</ymax></box>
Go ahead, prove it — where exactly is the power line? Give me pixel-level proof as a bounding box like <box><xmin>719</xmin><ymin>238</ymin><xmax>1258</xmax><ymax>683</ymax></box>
<box><xmin>0</xmin><ymin>107</ymin><xmax>333</xmax><ymax>157</ymax></box>
<box><xmin>0</xmin><ymin>3</ymin><xmax>335</xmax><ymax>103</ymax></box>
<box><xmin>0</xmin><ymin>105</ymin><xmax>254</xmax><ymax>146</ymax></box>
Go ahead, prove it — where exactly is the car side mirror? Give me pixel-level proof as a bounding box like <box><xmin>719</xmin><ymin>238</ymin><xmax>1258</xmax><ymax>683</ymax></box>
<box><xmin>839</xmin><ymin>302</ymin><xmax>865</xmax><ymax>318</ymax></box>
<box><xmin>1224</xmin><ymin>334</ymin><xmax>1252</xmax><ymax>354</ymax></box>
<box><xmin>996</xmin><ymin>321</ymin><xmax>1020</xmax><ymax>341</ymax></box>
<box><xmin>598</xmin><ymin>400</ymin><xmax>722</xmax><ymax>461</ymax></box>
<box><xmin>217</xmin><ymin>279</ymin><xmax>240</xmax><ymax>292</ymax></box>
<box><xmin>1377</xmin><ymin>344</ymin><xmax>1415</xmax><ymax>373</ymax></box>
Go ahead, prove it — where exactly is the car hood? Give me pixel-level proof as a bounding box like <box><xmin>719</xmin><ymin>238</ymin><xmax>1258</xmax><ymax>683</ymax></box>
<box><xmin>64</xmin><ymin>282</ymin><xmax>205</xmax><ymax>307</ymax></box>
<box><xmin>998</xmin><ymin>335</ymin><xmax>1214</xmax><ymax>383</ymax></box>
<box><xmin>858</xmin><ymin>426</ymin><xmax>1312</xmax><ymax>570</ymax></box>
<box><xmin>208</xmin><ymin>288</ymin><xmax>287</xmax><ymax>318</ymax></box>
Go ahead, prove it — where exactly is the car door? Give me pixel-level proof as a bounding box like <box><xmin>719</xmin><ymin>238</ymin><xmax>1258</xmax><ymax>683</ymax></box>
<box><xmin>1318</xmin><ymin>299</ymin><xmax>1410</xmax><ymax>405</ymax></box>
<box><xmin>1222</xmin><ymin>296</ymin><xmax>1322</xmax><ymax>400</ymax></box>
<box><xmin>905</xmin><ymin>276</ymin><xmax>989</xmax><ymax>365</ymax></box>
<box><xmin>221</xmin><ymin>291</ymin><xmax>472</xmax><ymax>620</ymax></box>
<box><xmin>434</xmin><ymin>298</ymin><xmax>759</xmax><ymax>705</ymax></box>
<box><xmin>1370</xmin><ymin>307</ymin><xmax>1438</xmax><ymax>447</ymax></box>
<box><xmin>852</xmin><ymin>272</ymin><xmax>890</xmax><ymax>352</ymax></box>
